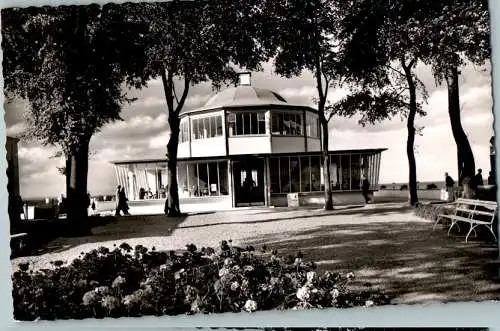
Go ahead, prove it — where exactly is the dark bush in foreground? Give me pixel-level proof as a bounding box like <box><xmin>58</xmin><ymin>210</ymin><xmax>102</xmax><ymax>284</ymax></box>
<box><xmin>13</xmin><ymin>241</ymin><xmax>390</xmax><ymax>320</ymax></box>
<box><xmin>399</xmin><ymin>184</ymin><xmax>408</xmax><ymax>191</ymax></box>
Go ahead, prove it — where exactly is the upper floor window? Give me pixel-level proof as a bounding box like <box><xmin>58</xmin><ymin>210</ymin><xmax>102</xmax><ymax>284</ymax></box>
<box><xmin>306</xmin><ymin>113</ymin><xmax>320</xmax><ymax>138</ymax></box>
<box><xmin>272</xmin><ymin>112</ymin><xmax>303</xmax><ymax>136</ymax></box>
<box><xmin>180</xmin><ymin>120</ymin><xmax>190</xmax><ymax>143</ymax></box>
<box><xmin>191</xmin><ymin>115</ymin><xmax>223</xmax><ymax>140</ymax></box>
<box><xmin>228</xmin><ymin>112</ymin><xmax>266</xmax><ymax>136</ymax></box>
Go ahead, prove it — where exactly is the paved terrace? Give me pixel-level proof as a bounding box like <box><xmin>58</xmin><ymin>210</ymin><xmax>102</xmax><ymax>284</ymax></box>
<box><xmin>11</xmin><ymin>202</ymin><xmax>500</xmax><ymax>305</ymax></box>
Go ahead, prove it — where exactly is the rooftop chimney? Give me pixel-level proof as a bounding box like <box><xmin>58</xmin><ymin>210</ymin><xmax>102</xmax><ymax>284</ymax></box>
<box><xmin>238</xmin><ymin>72</ymin><xmax>251</xmax><ymax>86</ymax></box>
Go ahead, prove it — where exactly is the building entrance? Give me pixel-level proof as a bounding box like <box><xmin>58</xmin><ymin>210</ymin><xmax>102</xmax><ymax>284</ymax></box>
<box><xmin>233</xmin><ymin>158</ymin><xmax>265</xmax><ymax>207</ymax></box>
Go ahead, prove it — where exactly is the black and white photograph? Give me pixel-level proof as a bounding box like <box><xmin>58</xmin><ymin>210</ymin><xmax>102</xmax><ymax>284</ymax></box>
<box><xmin>2</xmin><ymin>0</ymin><xmax>499</xmax><ymax>322</ymax></box>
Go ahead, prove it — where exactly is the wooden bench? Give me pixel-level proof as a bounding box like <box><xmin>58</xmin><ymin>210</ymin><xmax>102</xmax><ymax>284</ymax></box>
<box><xmin>10</xmin><ymin>232</ymin><xmax>29</xmax><ymax>253</ymax></box>
<box><xmin>433</xmin><ymin>198</ymin><xmax>498</xmax><ymax>243</ymax></box>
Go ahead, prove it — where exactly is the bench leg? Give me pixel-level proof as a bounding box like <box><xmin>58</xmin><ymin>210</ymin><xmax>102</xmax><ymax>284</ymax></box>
<box><xmin>447</xmin><ymin>220</ymin><xmax>460</xmax><ymax>236</ymax></box>
<box><xmin>486</xmin><ymin>225</ymin><xmax>498</xmax><ymax>243</ymax></box>
<box><xmin>433</xmin><ymin>217</ymin><xmax>442</xmax><ymax>231</ymax></box>
<box><xmin>465</xmin><ymin>223</ymin><xmax>479</xmax><ymax>243</ymax></box>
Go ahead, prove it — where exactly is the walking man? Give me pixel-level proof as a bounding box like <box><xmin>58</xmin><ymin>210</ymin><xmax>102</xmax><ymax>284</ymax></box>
<box><xmin>362</xmin><ymin>176</ymin><xmax>371</xmax><ymax>204</ymax></box>
<box><xmin>474</xmin><ymin>168</ymin><xmax>484</xmax><ymax>186</ymax></box>
<box><xmin>444</xmin><ymin>172</ymin><xmax>455</xmax><ymax>202</ymax></box>
<box><xmin>115</xmin><ymin>185</ymin><xmax>121</xmax><ymax>216</ymax></box>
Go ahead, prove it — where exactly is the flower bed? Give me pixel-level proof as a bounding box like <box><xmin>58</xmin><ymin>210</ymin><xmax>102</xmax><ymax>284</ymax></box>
<box><xmin>414</xmin><ymin>202</ymin><xmax>453</xmax><ymax>222</ymax></box>
<box><xmin>13</xmin><ymin>241</ymin><xmax>391</xmax><ymax>320</ymax></box>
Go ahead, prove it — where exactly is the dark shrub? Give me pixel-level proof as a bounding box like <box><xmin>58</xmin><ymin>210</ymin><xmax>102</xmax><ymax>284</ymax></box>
<box><xmin>12</xmin><ymin>241</ymin><xmax>390</xmax><ymax>320</ymax></box>
<box><xmin>426</xmin><ymin>183</ymin><xmax>438</xmax><ymax>190</ymax></box>
<box><xmin>400</xmin><ymin>184</ymin><xmax>408</xmax><ymax>190</ymax></box>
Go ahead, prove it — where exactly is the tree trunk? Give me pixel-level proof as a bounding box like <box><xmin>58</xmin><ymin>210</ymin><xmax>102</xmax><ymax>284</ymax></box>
<box><xmin>402</xmin><ymin>60</ymin><xmax>419</xmax><ymax>206</ymax></box>
<box><xmin>165</xmin><ymin>114</ymin><xmax>182</xmax><ymax>216</ymax></box>
<box><xmin>446</xmin><ymin>65</ymin><xmax>475</xmax><ymax>195</ymax></box>
<box><xmin>321</xmin><ymin>115</ymin><xmax>334</xmax><ymax>210</ymax></box>
<box><xmin>457</xmin><ymin>149</ymin><xmax>464</xmax><ymax>186</ymax></box>
<box><xmin>65</xmin><ymin>139</ymin><xmax>92</xmax><ymax>236</ymax></box>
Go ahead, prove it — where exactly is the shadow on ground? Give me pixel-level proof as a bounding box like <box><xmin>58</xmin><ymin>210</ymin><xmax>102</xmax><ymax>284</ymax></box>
<box><xmin>244</xmin><ymin>218</ymin><xmax>500</xmax><ymax>304</ymax></box>
<box><xmin>24</xmin><ymin>213</ymin><xmax>189</xmax><ymax>256</ymax></box>
<box><xmin>13</xmin><ymin>202</ymin><xmax>500</xmax><ymax>305</ymax></box>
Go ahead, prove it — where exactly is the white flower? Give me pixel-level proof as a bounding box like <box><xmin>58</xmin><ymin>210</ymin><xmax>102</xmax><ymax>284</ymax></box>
<box><xmin>231</xmin><ymin>265</ymin><xmax>241</xmax><ymax>272</ymax></box>
<box><xmin>294</xmin><ymin>257</ymin><xmax>302</xmax><ymax>265</ymax></box>
<box><xmin>112</xmin><ymin>275</ymin><xmax>126</xmax><ymax>288</ymax></box>
<box><xmin>224</xmin><ymin>258</ymin><xmax>234</xmax><ymax>266</ymax></box>
<box><xmin>330</xmin><ymin>288</ymin><xmax>340</xmax><ymax>300</ymax></box>
<box><xmin>82</xmin><ymin>291</ymin><xmax>98</xmax><ymax>306</ymax></box>
<box><xmin>174</xmin><ymin>268</ymin><xmax>185</xmax><ymax>280</ymax></box>
<box><xmin>101</xmin><ymin>295</ymin><xmax>120</xmax><ymax>310</ymax></box>
<box><xmin>365</xmin><ymin>300</ymin><xmax>374</xmax><ymax>307</ymax></box>
<box><xmin>230</xmin><ymin>281</ymin><xmax>240</xmax><ymax>291</ymax></box>
<box><xmin>159</xmin><ymin>264</ymin><xmax>167</xmax><ymax>271</ymax></box>
<box><xmin>244</xmin><ymin>299</ymin><xmax>258</xmax><ymax>312</ymax></box>
<box><xmin>243</xmin><ymin>265</ymin><xmax>255</xmax><ymax>272</ymax></box>
<box><xmin>218</xmin><ymin>267</ymin><xmax>229</xmax><ymax>277</ymax></box>
<box><xmin>94</xmin><ymin>286</ymin><xmax>111</xmax><ymax>295</ymax></box>
<box><xmin>296</xmin><ymin>286</ymin><xmax>311</xmax><ymax>301</ymax></box>
<box><xmin>121</xmin><ymin>294</ymin><xmax>137</xmax><ymax>307</ymax></box>
<box><xmin>346</xmin><ymin>272</ymin><xmax>355</xmax><ymax>280</ymax></box>
<box><xmin>306</xmin><ymin>271</ymin><xmax>317</xmax><ymax>284</ymax></box>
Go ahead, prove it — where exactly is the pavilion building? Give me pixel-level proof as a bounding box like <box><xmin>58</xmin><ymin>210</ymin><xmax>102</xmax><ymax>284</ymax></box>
<box><xmin>111</xmin><ymin>73</ymin><xmax>386</xmax><ymax>210</ymax></box>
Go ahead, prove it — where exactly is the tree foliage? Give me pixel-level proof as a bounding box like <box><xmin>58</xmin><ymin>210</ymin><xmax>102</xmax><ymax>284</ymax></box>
<box><xmin>336</xmin><ymin>0</ymin><xmax>440</xmax><ymax>205</ymax></box>
<box><xmin>2</xmin><ymin>4</ymin><xmax>147</xmax><ymax>233</ymax></box>
<box><xmin>270</xmin><ymin>0</ymin><xmax>345</xmax><ymax>210</ymax></box>
<box><xmin>127</xmin><ymin>0</ymin><xmax>277</xmax><ymax>215</ymax></box>
<box><xmin>2</xmin><ymin>4</ymin><xmax>145</xmax><ymax>154</ymax></box>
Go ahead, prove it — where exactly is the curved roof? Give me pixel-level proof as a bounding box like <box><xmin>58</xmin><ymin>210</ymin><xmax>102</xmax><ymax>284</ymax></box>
<box><xmin>204</xmin><ymin>86</ymin><xmax>288</xmax><ymax>108</ymax></box>
<box><xmin>181</xmin><ymin>85</ymin><xmax>314</xmax><ymax>115</ymax></box>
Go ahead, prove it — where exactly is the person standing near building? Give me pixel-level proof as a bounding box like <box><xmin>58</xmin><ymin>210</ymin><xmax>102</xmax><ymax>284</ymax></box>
<box><xmin>474</xmin><ymin>168</ymin><xmax>484</xmax><ymax>186</ymax></box>
<box><xmin>119</xmin><ymin>187</ymin><xmax>131</xmax><ymax>215</ymax></box>
<box><xmin>444</xmin><ymin>172</ymin><xmax>455</xmax><ymax>202</ymax></box>
<box><xmin>115</xmin><ymin>185</ymin><xmax>121</xmax><ymax>216</ymax></box>
<box><xmin>488</xmin><ymin>171</ymin><xmax>496</xmax><ymax>185</ymax></box>
<box><xmin>362</xmin><ymin>176</ymin><xmax>371</xmax><ymax>204</ymax></box>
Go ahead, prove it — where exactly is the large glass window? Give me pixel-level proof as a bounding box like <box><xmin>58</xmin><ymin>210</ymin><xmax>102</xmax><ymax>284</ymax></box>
<box><xmin>340</xmin><ymin>155</ymin><xmax>351</xmax><ymax>190</ymax></box>
<box><xmin>330</xmin><ymin>155</ymin><xmax>341</xmax><ymax>191</ymax></box>
<box><xmin>272</xmin><ymin>112</ymin><xmax>303</xmax><ymax>136</ymax></box>
<box><xmin>280</xmin><ymin>157</ymin><xmax>290</xmax><ymax>193</ymax></box>
<box><xmin>180</xmin><ymin>120</ymin><xmax>190</xmax><ymax>143</ymax></box>
<box><xmin>268</xmin><ymin>155</ymin><xmax>324</xmax><ymax>194</ymax></box>
<box><xmin>290</xmin><ymin>156</ymin><xmax>300</xmax><ymax>193</ymax></box>
<box><xmin>228</xmin><ymin>111</ymin><xmax>266</xmax><ymax>136</ymax></box>
<box><xmin>191</xmin><ymin>115</ymin><xmax>223</xmax><ymax>140</ymax></box>
<box><xmin>350</xmin><ymin>154</ymin><xmax>361</xmax><ymax>190</ymax></box>
<box><xmin>310</xmin><ymin>156</ymin><xmax>321</xmax><ymax>191</ymax></box>
<box><xmin>300</xmin><ymin>156</ymin><xmax>310</xmax><ymax>192</ymax></box>
<box><xmin>270</xmin><ymin>157</ymin><xmax>280</xmax><ymax>193</ymax></box>
<box><xmin>306</xmin><ymin>113</ymin><xmax>320</xmax><ymax>138</ymax></box>
<box><xmin>180</xmin><ymin>161</ymin><xmax>228</xmax><ymax>197</ymax></box>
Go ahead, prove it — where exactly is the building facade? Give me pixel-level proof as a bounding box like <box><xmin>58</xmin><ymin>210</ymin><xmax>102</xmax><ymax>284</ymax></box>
<box><xmin>112</xmin><ymin>74</ymin><xmax>386</xmax><ymax>209</ymax></box>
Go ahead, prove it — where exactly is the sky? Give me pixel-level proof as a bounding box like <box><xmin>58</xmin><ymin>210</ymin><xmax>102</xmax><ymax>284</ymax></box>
<box><xmin>4</xmin><ymin>60</ymin><xmax>494</xmax><ymax>199</ymax></box>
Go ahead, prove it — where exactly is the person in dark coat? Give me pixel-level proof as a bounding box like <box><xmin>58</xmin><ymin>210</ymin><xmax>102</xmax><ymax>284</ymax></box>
<box><xmin>444</xmin><ymin>172</ymin><xmax>455</xmax><ymax>201</ymax></box>
<box><xmin>488</xmin><ymin>171</ymin><xmax>496</xmax><ymax>185</ymax></box>
<box><xmin>474</xmin><ymin>169</ymin><xmax>484</xmax><ymax>187</ymax></box>
<box><xmin>115</xmin><ymin>185</ymin><xmax>121</xmax><ymax>216</ymax></box>
<box><xmin>118</xmin><ymin>187</ymin><xmax>131</xmax><ymax>216</ymax></box>
<box><xmin>362</xmin><ymin>176</ymin><xmax>371</xmax><ymax>204</ymax></box>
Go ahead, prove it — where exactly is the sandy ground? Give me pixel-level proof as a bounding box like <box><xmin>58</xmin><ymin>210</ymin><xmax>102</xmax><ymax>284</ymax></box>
<box><xmin>11</xmin><ymin>202</ymin><xmax>500</xmax><ymax>305</ymax></box>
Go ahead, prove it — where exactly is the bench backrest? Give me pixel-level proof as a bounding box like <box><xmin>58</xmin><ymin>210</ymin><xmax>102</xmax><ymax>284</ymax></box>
<box><xmin>453</xmin><ymin>198</ymin><xmax>497</xmax><ymax>222</ymax></box>
<box><xmin>456</xmin><ymin>198</ymin><xmax>497</xmax><ymax>208</ymax></box>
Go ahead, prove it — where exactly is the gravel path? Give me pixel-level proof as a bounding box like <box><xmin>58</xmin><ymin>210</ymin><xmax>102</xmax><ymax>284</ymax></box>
<box><xmin>11</xmin><ymin>203</ymin><xmax>412</xmax><ymax>270</ymax></box>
